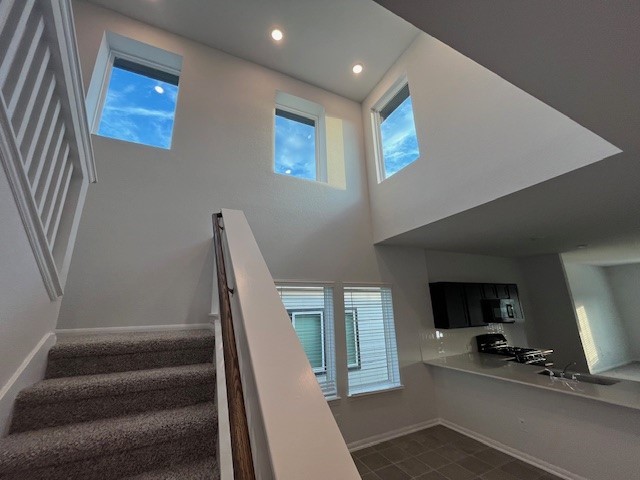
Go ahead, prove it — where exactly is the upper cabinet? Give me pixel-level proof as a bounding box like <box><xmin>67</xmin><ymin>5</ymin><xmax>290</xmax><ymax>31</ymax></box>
<box><xmin>429</xmin><ymin>282</ymin><xmax>524</xmax><ymax>329</ymax></box>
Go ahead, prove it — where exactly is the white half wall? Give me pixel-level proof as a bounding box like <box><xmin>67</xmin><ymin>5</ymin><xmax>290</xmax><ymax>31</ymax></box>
<box><xmin>563</xmin><ymin>262</ymin><xmax>633</xmax><ymax>373</ymax></box>
<box><xmin>362</xmin><ymin>33</ymin><xmax>621</xmax><ymax>243</ymax></box>
<box><xmin>431</xmin><ymin>366</ymin><xmax>640</xmax><ymax>480</ymax></box>
<box><xmin>605</xmin><ymin>263</ymin><xmax>640</xmax><ymax>360</ymax></box>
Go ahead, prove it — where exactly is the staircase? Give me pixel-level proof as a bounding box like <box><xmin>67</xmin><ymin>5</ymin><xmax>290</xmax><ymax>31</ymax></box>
<box><xmin>0</xmin><ymin>330</ymin><xmax>219</xmax><ymax>479</ymax></box>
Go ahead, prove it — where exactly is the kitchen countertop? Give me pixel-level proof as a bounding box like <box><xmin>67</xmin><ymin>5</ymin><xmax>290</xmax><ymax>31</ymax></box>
<box><xmin>424</xmin><ymin>353</ymin><xmax>640</xmax><ymax>411</ymax></box>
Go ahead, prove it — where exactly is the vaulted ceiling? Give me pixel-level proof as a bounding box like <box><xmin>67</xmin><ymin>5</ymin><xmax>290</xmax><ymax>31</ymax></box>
<box><xmin>83</xmin><ymin>0</ymin><xmax>419</xmax><ymax>102</ymax></box>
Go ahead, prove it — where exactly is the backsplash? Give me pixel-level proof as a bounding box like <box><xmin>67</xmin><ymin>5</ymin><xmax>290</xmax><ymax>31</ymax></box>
<box><xmin>420</xmin><ymin>321</ymin><xmax>528</xmax><ymax>361</ymax></box>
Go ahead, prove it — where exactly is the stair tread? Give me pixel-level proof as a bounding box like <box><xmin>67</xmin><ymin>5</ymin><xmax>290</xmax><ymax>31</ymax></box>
<box><xmin>49</xmin><ymin>330</ymin><xmax>215</xmax><ymax>359</ymax></box>
<box><xmin>0</xmin><ymin>402</ymin><xmax>217</xmax><ymax>473</ymax></box>
<box><xmin>16</xmin><ymin>363</ymin><xmax>216</xmax><ymax>405</ymax></box>
<box><xmin>125</xmin><ymin>456</ymin><xmax>219</xmax><ymax>480</ymax></box>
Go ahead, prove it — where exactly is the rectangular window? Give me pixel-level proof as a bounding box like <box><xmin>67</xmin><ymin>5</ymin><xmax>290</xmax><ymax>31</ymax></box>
<box><xmin>87</xmin><ymin>33</ymin><xmax>183</xmax><ymax>150</ymax></box>
<box><xmin>274</xmin><ymin>108</ymin><xmax>316</xmax><ymax>180</ymax></box>
<box><xmin>373</xmin><ymin>81</ymin><xmax>420</xmax><ymax>180</ymax></box>
<box><xmin>276</xmin><ymin>284</ymin><xmax>336</xmax><ymax>398</ymax></box>
<box><xmin>274</xmin><ymin>91</ymin><xmax>327</xmax><ymax>182</ymax></box>
<box><xmin>345</xmin><ymin>310</ymin><xmax>361</xmax><ymax>369</ymax></box>
<box><xmin>344</xmin><ymin>286</ymin><xmax>401</xmax><ymax>395</ymax></box>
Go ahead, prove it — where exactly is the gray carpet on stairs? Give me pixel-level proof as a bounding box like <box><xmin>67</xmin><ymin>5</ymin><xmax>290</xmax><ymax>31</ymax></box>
<box><xmin>0</xmin><ymin>330</ymin><xmax>220</xmax><ymax>479</ymax></box>
<box><xmin>45</xmin><ymin>330</ymin><xmax>215</xmax><ymax>378</ymax></box>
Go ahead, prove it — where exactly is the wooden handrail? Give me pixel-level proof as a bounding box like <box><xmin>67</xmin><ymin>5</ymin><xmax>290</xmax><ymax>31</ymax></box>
<box><xmin>212</xmin><ymin>212</ymin><xmax>256</xmax><ymax>480</ymax></box>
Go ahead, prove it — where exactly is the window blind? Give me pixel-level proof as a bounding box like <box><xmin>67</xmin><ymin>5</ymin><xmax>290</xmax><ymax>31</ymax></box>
<box><xmin>344</xmin><ymin>286</ymin><xmax>401</xmax><ymax>395</ymax></box>
<box><xmin>379</xmin><ymin>83</ymin><xmax>410</xmax><ymax>121</ymax></box>
<box><xmin>276</xmin><ymin>285</ymin><xmax>336</xmax><ymax>398</ymax></box>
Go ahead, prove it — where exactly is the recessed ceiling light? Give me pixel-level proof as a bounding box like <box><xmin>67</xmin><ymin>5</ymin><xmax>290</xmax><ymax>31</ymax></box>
<box><xmin>576</xmin><ymin>244</ymin><xmax>589</xmax><ymax>249</ymax></box>
<box><xmin>271</xmin><ymin>29</ymin><xmax>284</xmax><ymax>42</ymax></box>
<box><xmin>352</xmin><ymin>64</ymin><xmax>363</xmax><ymax>74</ymax></box>
<box><xmin>154</xmin><ymin>85</ymin><xmax>164</xmax><ymax>94</ymax></box>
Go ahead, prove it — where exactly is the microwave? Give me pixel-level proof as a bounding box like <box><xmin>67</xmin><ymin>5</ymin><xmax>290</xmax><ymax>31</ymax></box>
<box><xmin>481</xmin><ymin>298</ymin><xmax>517</xmax><ymax>323</ymax></box>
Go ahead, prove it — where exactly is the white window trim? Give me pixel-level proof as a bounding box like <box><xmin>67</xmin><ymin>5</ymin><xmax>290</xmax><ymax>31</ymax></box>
<box><xmin>343</xmin><ymin>283</ymin><xmax>403</xmax><ymax>397</ymax></box>
<box><xmin>85</xmin><ymin>31</ymin><xmax>182</xmax><ymax>144</ymax></box>
<box><xmin>275</xmin><ymin>281</ymin><xmax>337</xmax><ymax>400</ymax></box>
<box><xmin>274</xmin><ymin>91</ymin><xmax>328</xmax><ymax>183</ymax></box>
<box><xmin>91</xmin><ymin>50</ymin><xmax>181</xmax><ymax>134</ymax></box>
<box><xmin>371</xmin><ymin>74</ymin><xmax>415</xmax><ymax>183</ymax></box>
<box><xmin>291</xmin><ymin>310</ymin><xmax>326</xmax><ymax>375</ymax></box>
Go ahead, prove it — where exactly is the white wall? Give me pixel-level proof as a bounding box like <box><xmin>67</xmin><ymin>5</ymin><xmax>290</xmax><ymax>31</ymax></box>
<box><xmin>0</xmin><ymin>167</ymin><xmax>60</xmax><ymax>434</ymax></box>
<box><xmin>362</xmin><ymin>33</ymin><xmax>620</xmax><ymax>243</ymax></box>
<box><xmin>432</xmin><ymin>367</ymin><xmax>640</xmax><ymax>480</ymax></box>
<box><xmin>606</xmin><ymin>263</ymin><xmax>640</xmax><ymax>360</ymax></box>
<box><xmin>60</xmin><ymin>1</ymin><xmax>436</xmax><ymax>444</ymax></box>
<box><xmin>422</xmin><ymin>250</ymin><xmax>532</xmax><ymax>358</ymax></box>
<box><xmin>518</xmin><ymin>255</ymin><xmax>589</xmax><ymax>372</ymax></box>
<box><xmin>563</xmin><ymin>262</ymin><xmax>632</xmax><ymax>373</ymax></box>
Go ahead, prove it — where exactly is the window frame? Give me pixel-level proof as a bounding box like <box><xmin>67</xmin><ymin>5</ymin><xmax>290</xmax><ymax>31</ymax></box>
<box><xmin>274</xmin><ymin>91</ymin><xmax>327</xmax><ymax>183</ymax></box>
<box><xmin>345</xmin><ymin>308</ymin><xmax>361</xmax><ymax>370</ymax></box>
<box><xmin>371</xmin><ymin>75</ymin><xmax>419</xmax><ymax>182</ymax></box>
<box><xmin>85</xmin><ymin>32</ymin><xmax>183</xmax><ymax>150</ymax></box>
<box><xmin>275</xmin><ymin>282</ymin><xmax>337</xmax><ymax>400</ymax></box>
<box><xmin>290</xmin><ymin>309</ymin><xmax>326</xmax><ymax>375</ymax></box>
<box><xmin>343</xmin><ymin>283</ymin><xmax>403</xmax><ymax>397</ymax></box>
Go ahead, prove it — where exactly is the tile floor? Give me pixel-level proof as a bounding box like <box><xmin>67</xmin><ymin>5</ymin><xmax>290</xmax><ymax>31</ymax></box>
<box><xmin>351</xmin><ymin>425</ymin><xmax>562</xmax><ymax>480</ymax></box>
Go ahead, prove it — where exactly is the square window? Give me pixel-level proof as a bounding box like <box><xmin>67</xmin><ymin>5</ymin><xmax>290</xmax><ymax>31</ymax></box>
<box><xmin>97</xmin><ymin>57</ymin><xmax>179</xmax><ymax>149</ymax></box>
<box><xmin>274</xmin><ymin>108</ymin><xmax>317</xmax><ymax>180</ymax></box>
<box><xmin>374</xmin><ymin>82</ymin><xmax>420</xmax><ymax>180</ymax></box>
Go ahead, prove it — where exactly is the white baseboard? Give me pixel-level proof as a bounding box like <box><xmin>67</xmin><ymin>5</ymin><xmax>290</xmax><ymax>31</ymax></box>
<box><xmin>0</xmin><ymin>332</ymin><xmax>56</xmax><ymax>436</ymax></box>
<box><xmin>439</xmin><ymin>419</ymin><xmax>587</xmax><ymax>480</ymax></box>
<box><xmin>56</xmin><ymin>323</ymin><xmax>214</xmax><ymax>336</ymax></box>
<box><xmin>348</xmin><ymin>418</ymin><xmax>440</xmax><ymax>452</ymax></box>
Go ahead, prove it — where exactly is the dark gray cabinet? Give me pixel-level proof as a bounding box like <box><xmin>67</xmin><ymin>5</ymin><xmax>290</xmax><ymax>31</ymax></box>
<box><xmin>429</xmin><ymin>282</ymin><xmax>523</xmax><ymax>329</ymax></box>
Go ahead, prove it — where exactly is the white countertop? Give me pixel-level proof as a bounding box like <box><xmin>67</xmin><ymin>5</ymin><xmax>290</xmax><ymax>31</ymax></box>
<box><xmin>424</xmin><ymin>353</ymin><xmax>640</xmax><ymax>411</ymax></box>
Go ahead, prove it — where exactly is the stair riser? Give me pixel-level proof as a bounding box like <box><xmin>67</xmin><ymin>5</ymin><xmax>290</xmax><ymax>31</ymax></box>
<box><xmin>0</xmin><ymin>433</ymin><xmax>216</xmax><ymax>480</ymax></box>
<box><xmin>45</xmin><ymin>348</ymin><xmax>214</xmax><ymax>378</ymax></box>
<box><xmin>10</xmin><ymin>383</ymin><xmax>216</xmax><ymax>433</ymax></box>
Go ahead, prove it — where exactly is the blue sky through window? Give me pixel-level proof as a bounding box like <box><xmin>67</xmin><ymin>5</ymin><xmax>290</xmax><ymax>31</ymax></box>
<box><xmin>380</xmin><ymin>96</ymin><xmax>419</xmax><ymax>178</ymax></box>
<box><xmin>97</xmin><ymin>66</ymin><xmax>179</xmax><ymax>149</ymax></box>
<box><xmin>274</xmin><ymin>114</ymin><xmax>316</xmax><ymax>180</ymax></box>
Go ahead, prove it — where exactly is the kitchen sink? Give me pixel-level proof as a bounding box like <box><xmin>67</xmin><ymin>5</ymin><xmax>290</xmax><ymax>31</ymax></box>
<box><xmin>537</xmin><ymin>369</ymin><xmax>621</xmax><ymax>385</ymax></box>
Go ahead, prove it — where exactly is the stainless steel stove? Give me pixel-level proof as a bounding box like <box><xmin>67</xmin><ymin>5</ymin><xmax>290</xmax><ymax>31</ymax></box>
<box><xmin>476</xmin><ymin>334</ymin><xmax>553</xmax><ymax>366</ymax></box>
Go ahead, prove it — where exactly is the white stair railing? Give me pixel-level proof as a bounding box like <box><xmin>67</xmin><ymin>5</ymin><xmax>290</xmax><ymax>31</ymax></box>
<box><xmin>0</xmin><ymin>0</ymin><xmax>95</xmax><ymax>299</ymax></box>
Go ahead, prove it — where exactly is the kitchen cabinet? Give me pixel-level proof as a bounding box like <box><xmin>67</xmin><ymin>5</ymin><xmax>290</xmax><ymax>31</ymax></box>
<box><xmin>429</xmin><ymin>282</ymin><xmax>524</xmax><ymax>329</ymax></box>
<box><xmin>429</xmin><ymin>283</ymin><xmax>469</xmax><ymax>329</ymax></box>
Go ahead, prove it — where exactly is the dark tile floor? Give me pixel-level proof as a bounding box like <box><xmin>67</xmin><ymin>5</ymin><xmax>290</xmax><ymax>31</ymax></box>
<box><xmin>351</xmin><ymin>425</ymin><xmax>562</xmax><ymax>480</ymax></box>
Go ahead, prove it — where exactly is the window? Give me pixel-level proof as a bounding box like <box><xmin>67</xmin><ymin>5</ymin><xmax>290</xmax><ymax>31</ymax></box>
<box><xmin>345</xmin><ymin>310</ymin><xmax>361</xmax><ymax>369</ymax></box>
<box><xmin>276</xmin><ymin>284</ymin><xmax>336</xmax><ymax>398</ymax></box>
<box><xmin>274</xmin><ymin>91</ymin><xmax>327</xmax><ymax>182</ymax></box>
<box><xmin>87</xmin><ymin>32</ymin><xmax>182</xmax><ymax>150</ymax></box>
<box><xmin>291</xmin><ymin>311</ymin><xmax>325</xmax><ymax>373</ymax></box>
<box><xmin>373</xmin><ymin>80</ymin><xmax>420</xmax><ymax>180</ymax></box>
<box><xmin>344</xmin><ymin>286</ymin><xmax>401</xmax><ymax>395</ymax></box>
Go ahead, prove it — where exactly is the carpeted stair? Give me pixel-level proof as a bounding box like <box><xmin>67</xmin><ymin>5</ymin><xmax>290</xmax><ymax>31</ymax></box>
<box><xmin>0</xmin><ymin>329</ymin><xmax>219</xmax><ymax>479</ymax></box>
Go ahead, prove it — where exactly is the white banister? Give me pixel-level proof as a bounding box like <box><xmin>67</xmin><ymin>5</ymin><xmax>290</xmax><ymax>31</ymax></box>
<box><xmin>216</xmin><ymin>209</ymin><xmax>360</xmax><ymax>480</ymax></box>
<box><xmin>0</xmin><ymin>0</ymin><xmax>95</xmax><ymax>299</ymax></box>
